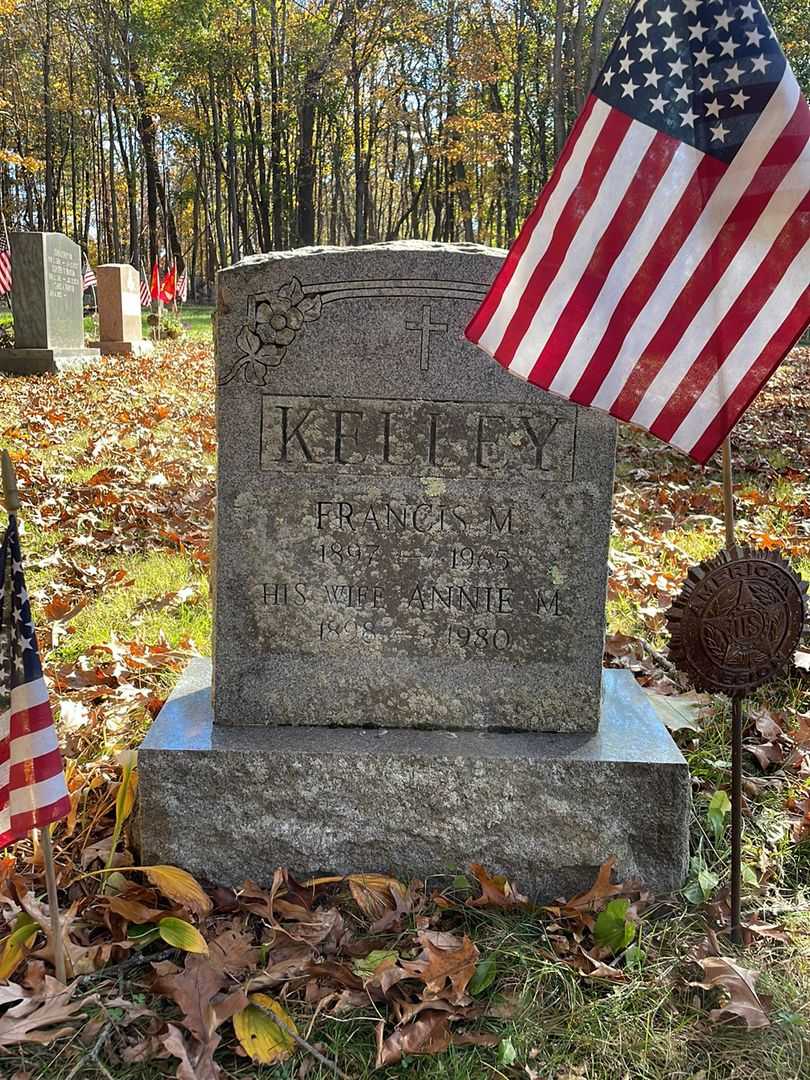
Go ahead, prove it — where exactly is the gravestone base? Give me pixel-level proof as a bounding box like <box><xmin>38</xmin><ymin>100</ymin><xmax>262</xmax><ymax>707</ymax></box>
<box><xmin>0</xmin><ymin>347</ymin><xmax>100</xmax><ymax>374</ymax></box>
<box><xmin>91</xmin><ymin>339</ymin><xmax>154</xmax><ymax>357</ymax></box>
<box><xmin>138</xmin><ymin>659</ymin><xmax>690</xmax><ymax>899</ymax></box>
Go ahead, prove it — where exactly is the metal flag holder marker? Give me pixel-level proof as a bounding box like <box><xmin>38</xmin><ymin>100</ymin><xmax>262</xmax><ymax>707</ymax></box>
<box><xmin>1</xmin><ymin>451</ymin><xmax>67</xmax><ymax>983</ymax></box>
<box><xmin>668</xmin><ymin>437</ymin><xmax>807</xmax><ymax>944</ymax></box>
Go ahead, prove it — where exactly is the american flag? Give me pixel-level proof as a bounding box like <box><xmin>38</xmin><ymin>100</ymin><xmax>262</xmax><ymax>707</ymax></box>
<box><xmin>82</xmin><ymin>260</ymin><xmax>97</xmax><ymax>291</ymax></box>
<box><xmin>0</xmin><ymin>514</ymin><xmax>70</xmax><ymax>847</ymax></box>
<box><xmin>139</xmin><ymin>271</ymin><xmax>151</xmax><ymax>308</ymax></box>
<box><xmin>177</xmin><ymin>266</ymin><xmax>188</xmax><ymax>303</ymax></box>
<box><xmin>466</xmin><ymin>0</ymin><xmax>810</xmax><ymax>465</ymax></box>
<box><xmin>0</xmin><ymin>221</ymin><xmax>11</xmax><ymax>296</ymax></box>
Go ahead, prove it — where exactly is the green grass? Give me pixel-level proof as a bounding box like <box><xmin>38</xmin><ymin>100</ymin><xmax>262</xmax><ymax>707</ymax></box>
<box><xmin>170</xmin><ymin>301</ymin><xmax>214</xmax><ymax>340</ymax></box>
<box><xmin>1</xmin><ymin>302</ymin><xmax>213</xmax><ymax>342</ymax></box>
<box><xmin>49</xmin><ymin>551</ymin><xmax>210</xmax><ymax>664</ymax></box>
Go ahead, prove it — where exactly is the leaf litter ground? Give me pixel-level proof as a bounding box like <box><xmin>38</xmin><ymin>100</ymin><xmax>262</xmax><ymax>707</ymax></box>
<box><xmin>0</xmin><ymin>345</ymin><xmax>807</xmax><ymax>1080</ymax></box>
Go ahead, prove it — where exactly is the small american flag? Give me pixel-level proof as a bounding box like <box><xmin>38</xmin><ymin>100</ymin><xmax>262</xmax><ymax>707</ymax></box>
<box><xmin>177</xmin><ymin>267</ymin><xmax>188</xmax><ymax>303</ymax></box>
<box><xmin>466</xmin><ymin>0</ymin><xmax>810</xmax><ymax>464</ymax></box>
<box><xmin>82</xmin><ymin>260</ymin><xmax>97</xmax><ymax>291</ymax></box>
<box><xmin>0</xmin><ymin>221</ymin><xmax>11</xmax><ymax>296</ymax></box>
<box><xmin>0</xmin><ymin>514</ymin><xmax>70</xmax><ymax>847</ymax></box>
<box><xmin>139</xmin><ymin>272</ymin><xmax>151</xmax><ymax>308</ymax></box>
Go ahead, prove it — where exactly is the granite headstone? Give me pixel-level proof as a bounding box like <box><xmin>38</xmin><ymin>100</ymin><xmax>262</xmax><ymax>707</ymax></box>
<box><xmin>138</xmin><ymin>241</ymin><xmax>690</xmax><ymax>899</ymax></box>
<box><xmin>92</xmin><ymin>263</ymin><xmax>152</xmax><ymax>356</ymax></box>
<box><xmin>1</xmin><ymin>232</ymin><xmax>100</xmax><ymax>374</ymax></box>
<box><xmin>213</xmin><ymin>243</ymin><xmax>616</xmax><ymax>733</ymax></box>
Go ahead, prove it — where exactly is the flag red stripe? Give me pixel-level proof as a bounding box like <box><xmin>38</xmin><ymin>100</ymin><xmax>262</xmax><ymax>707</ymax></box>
<box><xmin>0</xmin><ymin>701</ymin><xmax>55</xmax><ymax>768</ymax></box>
<box><xmin>526</xmin><ymin>130</ymin><xmax>680</xmax><ymax>389</ymax></box>
<box><xmin>688</xmin><ymin>288</ymin><xmax>810</xmax><ymax>463</ymax></box>
<box><xmin>650</xmin><ymin>189</ymin><xmax>810</xmax><ymax>441</ymax></box>
<box><xmin>609</xmin><ymin>99</ymin><xmax>810</xmax><ymax>420</ymax></box>
<box><xmin>493</xmin><ymin>108</ymin><xmax>634</xmax><ymax>368</ymax></box>
<box><xmin>2</xmin><ymin>749</ymin><xmax>66</xmax><ymax>798</ymax></box>
<box><xmin>465</xmin><ymin>94</ymin><xmax>599</xmax><ymax>345</ymax></box>
<box><xmin>0</xmin><ymin>797</ymin><xmax>72</xmax><ymax>849</ymax></box>
<box><xmin>568</xmin><ymin>152</ymin><xmax>729</xmax><ymax>404</ymax></box>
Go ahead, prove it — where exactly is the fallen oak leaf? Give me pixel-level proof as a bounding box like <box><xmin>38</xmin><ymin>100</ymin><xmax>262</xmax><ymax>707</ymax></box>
<box><xmin>690</xmin><ymin>956</ymin><xmax>770</xmax><ymax>1030</ymax></box>
<box><xmin>0</xmin><ymin>983</ymin><xmax>86</xmax><ymax>1048</ymax></box>
<box><xmin>375</xmin><ymin>1010</ymin><xmax>453</xmax><ymax>1068</ymax></box>
<box><xmin>467</xmin><ymin>864</ymin><xmax>529</xmax><ymax>909</ymax></box>
<box><xmin>402</xmin><ymin>931</ymin><xmax>479</xmax><ymax>1004</ymax></box>
<box><xmin>558</xmin><ymin>858</ymin><xmax>629</xmax><ymax>913</ymax></box>
<box><xmin>162</xmin><ymin>1021</ymin><xmax>219</xmax><ymax>1080</ymax></box>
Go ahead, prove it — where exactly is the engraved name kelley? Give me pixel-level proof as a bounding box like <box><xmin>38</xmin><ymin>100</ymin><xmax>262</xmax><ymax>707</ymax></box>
<box><xmin>260</xmin><ymin>395</ymin><xmax>576</xmax><ymax>479</ymax></box>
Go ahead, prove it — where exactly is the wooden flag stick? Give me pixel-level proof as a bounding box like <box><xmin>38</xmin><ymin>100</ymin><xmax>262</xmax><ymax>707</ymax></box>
<box><xmin>1</xmin><ymin>451</ymin><xmax>67</xmax><ymax>981</ymax></box>
<box><xmin>40</xmin><ymin>826</ymin><xmax>67</xmax><ymax>983</ymax></box>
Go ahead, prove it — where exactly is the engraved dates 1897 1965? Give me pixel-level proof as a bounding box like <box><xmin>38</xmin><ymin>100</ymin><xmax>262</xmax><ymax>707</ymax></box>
<box><xmin>668</xmin><ymin>546</ymin><xmax>807</xmax><ymax>695</ymax></box>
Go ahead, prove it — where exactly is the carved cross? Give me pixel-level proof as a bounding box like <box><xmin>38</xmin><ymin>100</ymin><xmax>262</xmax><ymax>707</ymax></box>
<box><xmin>405</xmin><ymin>304</ymin><xmax>448</xmax><ymax>372</ymax></box>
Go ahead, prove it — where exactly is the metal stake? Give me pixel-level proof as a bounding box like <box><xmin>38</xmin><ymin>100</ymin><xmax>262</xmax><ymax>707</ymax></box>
<box><xmin>721</xmin><ymin>436</ymin><xmax>735</xmax><ymax>550</ymax></box>
<box><xmin>730</xmin><ymin>694</ymin><xmax>744</xmax><ymax>945</ymax></box>
<box><xmin>721</xmin><ymin>436</ymin><xmax>744</xmax><ymax>944</ymax></box>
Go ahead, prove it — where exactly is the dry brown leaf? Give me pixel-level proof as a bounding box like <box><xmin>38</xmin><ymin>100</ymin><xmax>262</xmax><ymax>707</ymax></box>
<box><xmin>107</xmin><ymin>895</ymin><xmax>165</xmax><ymax>924</ymax></box>
<box><xmin>375</xmin><ymin>1010</ymin><xmax>453</xmax><ymax>1067</ymax></box>
<box><xmin>692</xmin><ymin>956</ymin><xmax>771</xmax><ymax>1029</ymax></box>
<box><xmin>468</xmin><ymin>864</ymin><xmax>529</xmax><ymax>909</ymax></box>
<box><xmin>560</xmin><ymin>858</ymin><xmax>628</xmax><ymax>912</ymax></box>
<box><xmin>403</xmin><ymin>931</ymin><xmax>479</xmax><ymax>1004</ymax></box>
<box><xmin>0</xmin><ymin>983</ymin><xmax>86</xmax><ymax>1048</ymax></box>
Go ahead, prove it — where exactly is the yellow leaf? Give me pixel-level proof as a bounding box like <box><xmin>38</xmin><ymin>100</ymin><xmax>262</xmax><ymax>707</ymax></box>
<box><xmin>0</xmin><ymin>915</ymin><xmax>38</xmax><ymax>980</ymax></box>
<box><xmin>157</xmin><ymin>917</ymin><xmax>209</xmax><ymax>954</ymax></box>
<box><xmin>347</xmin><ymin>873</ymin><xmax>407</xmax><ymax>920</ymax></box>
<box><xmin>144</xmin><ymin>865</ymin><xmax>211</xmax><ymax>916</ymax></box>
<box><xmin>115</xmin><ymin>766</ymin><xmax>138</xmax><ymax>827</ymax></box>
<box><xmin>233</xmin><ymin>993</ymin><xmax>297</xmax><ymax>1065</ymax></box>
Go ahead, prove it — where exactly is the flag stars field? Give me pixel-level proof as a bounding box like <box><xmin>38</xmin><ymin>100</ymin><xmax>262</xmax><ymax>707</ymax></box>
<box><xmin>465</xmin><ymin>0</ymin><xmax>808</xmax><ymax>464</ymax></box>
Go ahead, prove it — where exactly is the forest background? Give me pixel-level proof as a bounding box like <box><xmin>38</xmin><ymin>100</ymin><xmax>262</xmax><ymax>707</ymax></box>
<box><xmin>1</xmin><ymin>0</ymin><xmax>808</xmax><ymax>301</ymax></box>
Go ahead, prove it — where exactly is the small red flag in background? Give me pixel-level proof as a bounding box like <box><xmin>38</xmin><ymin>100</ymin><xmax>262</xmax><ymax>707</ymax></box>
<box><xmin>466</xmin><ymin>0</ymin><xmax>810</xmax><ymax>465</ymax></box>
<box><xmin>149</xmin><ymin>259</ymin><xmax>161</xmax><ymax>302</ymax></box>
<box><xmin>0</xmin><ymin>514</ymin><xmax>70</xmax><ymax>846</ymax></box>
<box><xmin>160</xmin><ymin>264</ymin><xmax>176</xmax><ymax>304</ymax></box>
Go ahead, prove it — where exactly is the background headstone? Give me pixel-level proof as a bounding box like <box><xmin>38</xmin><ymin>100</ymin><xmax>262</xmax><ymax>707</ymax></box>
<box><xmin>139</xmin><ymin>241</ymin><xmax>691</xmax><ymax>899</ymax></box>
<box><xmin>1</xmin><ymin>232</ymin><xmax>99</xmax><ymax>373</ymax></box>
<box><xmin>92</xmin><ymin>263</ymin><xmax>152</xmax><ymax>356</ymax></box>
<box><xmin>213</xmin><ymin>242</ymin><xmax>616</xmax><ymax>733</ymax></box>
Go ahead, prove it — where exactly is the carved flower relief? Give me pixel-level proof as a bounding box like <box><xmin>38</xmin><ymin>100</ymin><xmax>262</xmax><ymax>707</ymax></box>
<box><xmin>224</xmin><ymin>277</ymin><xmax>322</xmax><ymax>385</ymax></box>
<box><xmin>255</xmin><ymin>293</ymin><xmax>305</xmax><ymax>346</ymax></box>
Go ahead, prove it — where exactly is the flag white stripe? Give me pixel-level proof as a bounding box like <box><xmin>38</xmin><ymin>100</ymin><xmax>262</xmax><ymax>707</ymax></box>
<box><xmin>0</xmin><ymin>727</ymin><xmax>60</xmax><ymax>790</ymax></box>
<box><xmin>548</xmin><ymin>138</ymin><xmax>704</xmax><ymax>396</ymax></box>
<box><xmin>8</xmin><ymin>773</ymin><xmax>68</xmax><ymax>815</ymax></box>
<box><xmin>478</xmin><ymin>99</ymin><xmax>613</xmax><ymax>355</ymax></box>
<box><xmin>590</xmin><ymin>68</ymin><xmax>801</xmax><ymax>411</ymax></box>
<box><xmin>508</xmin><ymin>122</ymin><xmax>659</xmax><ymax>379</ymax></box>
<box><xmin>10</xmin><ymin>678</ymin><xmax>49</xmax><ymax>714</ymax></box>
<box><xmin>671</xmin><ymin>235</ymin><xmax>810</xmax><ymax>450</ymax></box>
<box><xmin>632</xmin><ymin>139</ymin><xmax>810</xmax><ymax>427</ymax></box>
